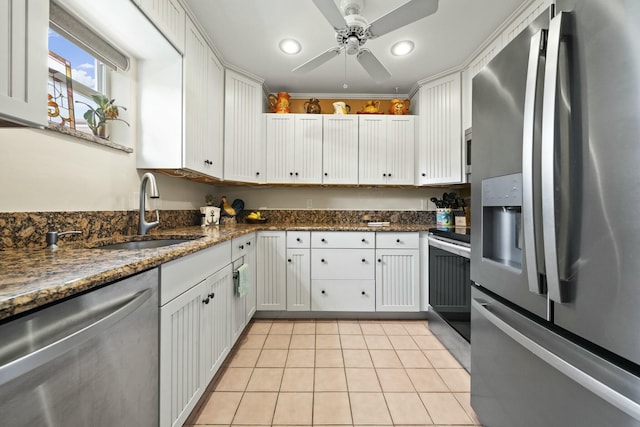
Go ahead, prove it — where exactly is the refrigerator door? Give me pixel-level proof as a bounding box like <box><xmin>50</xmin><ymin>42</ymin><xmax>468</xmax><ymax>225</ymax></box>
<box><xmin>471</xmin><ymin>10</ymin><xmax>550</xmax><ymax>319</ymax></box>
<box><xmin>471</xmin><ymin>287</ymin><xmax>640</xmax><ymax>427</ymax></box>
<box><xmin>547</xmin><ymin>0</ymin><xmax>640</xmax><ymax>366</ymax></box>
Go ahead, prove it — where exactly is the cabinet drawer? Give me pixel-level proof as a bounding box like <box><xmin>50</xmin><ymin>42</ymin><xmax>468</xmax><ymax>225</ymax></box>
<box><xmin>160</xmin><ymin>240</ymin><xmax>231</xmax><ymax>305</ymax></box>
<box><xmin>232</xmin><ymin>233</ymin><xmax>255</xmax><ymax>261</ymax></box>
<box><xmin>311</xmin><ymin>231</ymin><xmax>374</xmax><ymax>248</ymax></box>
<box><xmin>376</xmin><ymin>232</ymin><xmax>419</xmax><ymax>249</ymax></box>
<box><xmin>311</xmin><ymin>249</ymin><xmax>374</xmax><ymax>280</ymax></box>
<box><xmin>311</xmin><ymin>280</ymin><xmax>375</xmax><ymax>311</ymax></box>
<box><xmin>287</xmin><ymin>231</ymin><xmax>311</xmax><ymax>248</ymax></box>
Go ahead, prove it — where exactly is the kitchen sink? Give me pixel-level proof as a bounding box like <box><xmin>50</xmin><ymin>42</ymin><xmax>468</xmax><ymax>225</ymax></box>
<box><xmin>92</xmin><ymin>236</ymin><xmax>202</xmax><ymax>250</ymax></box>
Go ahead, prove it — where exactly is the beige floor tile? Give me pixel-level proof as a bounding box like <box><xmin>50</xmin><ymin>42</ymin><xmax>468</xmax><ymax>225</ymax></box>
<box><xmin>228</xmin><ymin>349</ymin><xmax>261</xmax><ymax>367</ymax></box>
<box><xmin>340</xmin><ymin>334</ymin><xmax>367</xmax><ymax>349</ymax></box>
<box><xmin>232</xmin><ymin>392</ymin><xmax>278</xmax><ymax>425</ymax></box>
<box><xmin>454</xmin><ymin>392</ymin><xmax>483</xmax><ymax>425</ymax></box>
<box><xmin>280</xmin><ymin>368</ymin><xmax>314</xmax><ymax>392</ymax></box>
<box><xmin>263</xmin><ymin>334</ymin><xmax>292</xmax><ymax>349</ymax></box>
<box><xmin>272</xmin><ymin>392</ymin><xmax>313</xmax><ymax>425</ymax></box>
<box><xmin>405</xmin><ymin>368</ymin><xmax>449</xmax><ymax>392</ymax></box>
<box><xmin>381</xmin><ymin>323</ymin><xmax>409</xmax><ymax>336</ymax></box>
<box><xmin>384</xmin><ymin>392</ymin><xmax>432</xmax><ymax>425</ymax></box>
<box><xmin>256</xmin><ymin>349</ymin><xmax>288</xmax><ymax>367</ymax></box>
<box><xmin>247</xmin><ymin>321</ymin><xmax>272</xmax><ymax>335</ymax></box>
<box><xmin>286</xmin><ymin>349</ymin><xmax>315</xmax><ymax>367</ymax></box>
<box><xmin>376</xmin><ymin>369</ymin><xmax>415</xmax><ymax>392</ymax></box>
<box><xmin>315</xmin><ymin>321</ymin><xmax>339</xmax><ymax>334</ymax></box>
<box><xmin>289</xmin><ymin>334</ymin><xmax>316</xmax><ymax>349</ymax></box>
<box><xmin>338</xmin><ymin>322</ymin><xmax>362</xmax><ymax>335</ymax></box>
<box><xmin>246</xmin><ymin>367</ymin><xmax>284</xmax><ymax>391</ymax></box>
<box><xmin>293</xmin><ymin>322</ymin><xmax>316</xmax><ymax>335</ymax></box>
<box><xmin>423</xmin><ymin>349</ymin><xmax>462</xmax><ymax>368</ymax></box>
<box><xmin>438</xmin><ymin>369</ymin><xmax>471</xmax><ymax>392</ymax></box>
<box><xmin>403</xmin><ymin>322</ymin><xmax>432</xmax><ymax>336</ymax></box>
<box><xmin>214</xmin><ymin>367</ymin><xmax>253</xmax><ymax>391</ymax></box>
<box><xmin>194</xmin><ymin>391</ymin><xmax>243</xmax><ymax>425</ymax></box>
<box><xmin>369</xmin><ymin>350</ymin><xmax>403</xmax><ymax>368</ymax></box>
<box><xmin>388</xmin><ymin>335</ymin><xmax>419</xmax><ymax>350</ymax></box>
<box><xmin>316</xmin><ymin>334</ymin><xmax>341</xmax><ymax>349</ymax></box>
<box><xmin>315</xmin><ymin>349</ymin><xmax>344</xmax><ymax>367</ymax></box>
<box><xmin>359</xmin><ymin>322</ymin><xmax>386</xmax><ymax>335</ymax></box>
<box><xmin>314</xmin><ymin>367</ymin><xmax>347</xmax><ymax>391</ymax></box>
<box><xmin>349</xmin><ymin>392</ymin><xmax>393</xmax><ymax>425</ymax></box>
<box><xmin>270</xmin><ymin>322</ymin><xmax>294</xmax><ymax>334</ymax></box>
<box><xmin>313</xmin><ymin>392</ymin><xmax>352</xmax><ymax>425</ymax></box>
<box><xmin>396</xmin><ymin>350</ymin><xmax>433</xmax><ymax>369</ymax></box>
<box><xmin>413</xmin><ymin>335</ymin><xmax>445</xmax><ymax>350</ymax></box>
<box><xmin>342</xmin><ymin>349</ymin><xmax>373</xmax><ymax>368</ymax></box>
<box><xmin>345</xmin><ymin>368</ymin><xmax>381</xmax><ymax>392</ymax></box>
<box><xmin>419</xmin><ymin>392</ymin><xmax>473</xmax><ymax>425</ymax></box>
<box><xmin>364</xmin><ymin>335</ymin><xmax>393</xmax><ymax>350</ymax></box>
<box><xmin>237</xmin><ymin>334</ymin><xmax>267</xmax><ymax>350</ymax></box>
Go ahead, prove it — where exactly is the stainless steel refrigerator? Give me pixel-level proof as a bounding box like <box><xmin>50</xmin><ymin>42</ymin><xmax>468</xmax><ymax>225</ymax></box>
<box><xmin>470</xmin><ymin>0</ymin><xmax>640</xmax><ymax>425</ymax></box>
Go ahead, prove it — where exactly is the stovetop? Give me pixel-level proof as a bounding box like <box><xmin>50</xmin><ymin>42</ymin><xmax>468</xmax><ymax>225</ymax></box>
<box><xmin>428</xmin><ymin>227</ymin><xmax>471</xmax><ymax>244</ymax></box>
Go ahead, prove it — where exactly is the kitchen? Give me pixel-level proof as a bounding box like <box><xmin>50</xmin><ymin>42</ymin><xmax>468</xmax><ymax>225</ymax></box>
<box><xmin>1</xmin><ymin>0</ymin><xmax>639</xmax><ymax>426</ymax></box>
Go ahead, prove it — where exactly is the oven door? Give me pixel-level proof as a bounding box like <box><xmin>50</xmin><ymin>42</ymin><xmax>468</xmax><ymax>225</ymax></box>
<box><xmin>428</xmin><ymin>236</ymin><xmax>471</xmax><ymax>318</ymax></box>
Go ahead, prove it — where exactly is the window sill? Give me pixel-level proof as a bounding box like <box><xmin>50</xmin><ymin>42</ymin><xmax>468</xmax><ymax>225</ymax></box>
<box><xmin>45</xmin><ymin>124</ymin><xmax>133</xmax><ymax>153</ymax></box>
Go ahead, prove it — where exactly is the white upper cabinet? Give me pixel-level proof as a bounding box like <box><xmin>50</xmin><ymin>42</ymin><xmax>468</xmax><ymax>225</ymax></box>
<box><xmin>224</xmin><ymin>70</ymin><xmax>265</xmax><ymax>183</ymax></box>
<box><xmin>322</xmin><ymin>115</ymin><xmax>359</xmax><ymax>184</ymax></box>
<box><xmin>359</xmin><ymin>115</ymin><xmax>415</xmax><ymax>185</ymax></box>
<box><xmin>415</xmin><ymin>73</ymin><xmax>463</xmax><ymax>185</ymax></box>
<box><xmin>206</xmin><ymin>49</ymin><xmax>224</xmax><ymax>179</ymax></box>
<box><xmin>265</xmin><ymin>114</ymin><xmax>322</xmax><ymax>184</ymax></box>
<box><xmin>135</xmin><ymin>0</ymin><xmax>185</xmax><ymax>53</ymax></box>
<box><xmin>0</xmin><ymin>0</ymin><xmax>48</xmax><ymax>126</ymax></box>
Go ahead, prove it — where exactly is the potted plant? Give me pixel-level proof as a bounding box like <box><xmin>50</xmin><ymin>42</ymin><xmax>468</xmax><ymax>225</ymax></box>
<box><xmin>76</xmin><ymin>94</ymin><xmax>129</xmax><ymax>138</ymax></box>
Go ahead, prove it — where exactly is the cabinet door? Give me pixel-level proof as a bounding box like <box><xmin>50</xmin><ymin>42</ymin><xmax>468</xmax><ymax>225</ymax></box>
<box><xmin>416</xmin><ymin>73</ymin><xmax>463</xmax><ymax>185</ymax></box>
<box><xmin>224</xmin><ymin>70</ymin><xmax>265</xmax><ymax>183</ymax></box>
<box><xmin>386</xmin><ymin>116</ymin><xmax>415</xmax><ymax>185</ymax></box>
<box><xmin>322</xmin><ymin>115</ymin><xmax>359</xmax><ymax>184</ymax></box>
<box><xmin>202</xmin><ymin>265</ymin><xmax>232</xmax><ymax>384</ymax></box>
<box><xmin>206</xmin><ymin>49</ymin><xmax>224</xmax><ymax>179</ymax></box>
<box><xmin>0</xmin><ymin>0</ymin><xmax>48</xmax><ymax>126</ymax></box>
<box><xmin>358</xmin><ymin>116</ymin><xmax>387</xmax><ymax>184</ymax></box>
<box><xmin>265</xmin><ymin>114</ymin><xmax>295</xmax><ymax>183</ymax></box>
<box><xmin>294</xmin><ymin>115</ymin><xmax>323</xmax><ymax>183</ymax></box>
<box><xmin>160</xmin><ymin>280</ymin><xmax>205</xmax><ymax>427</ymax></box>
<box><xmin>375</xmin><ymin>249</ymin><xmax>420</xmax><ymax>312</ymax></box>
<box><xmin>244</xmin><ymin>234</ymin><xmax>257</xmax><ymax>322</ymax></box>
<box><xmin>286</xmin><ymin>248</ymin><xmax>311</xmax><ymax>311</ymax></box>
<box><xmin>138</xmin><ymin>0</ymin><xmax>185</xmax><ymax>52</ymax></box>
<box><xmin>256</xmin><ymin>231</ymin><xmax>287</xmax><ymax>310</ymax></box>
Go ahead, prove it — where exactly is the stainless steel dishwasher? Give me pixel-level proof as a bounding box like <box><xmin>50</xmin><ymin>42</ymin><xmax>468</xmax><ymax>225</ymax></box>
<box><xmin>0</xmin><ymin>268</ymin><xmax>159</xmax><ymax>427</ymax></box>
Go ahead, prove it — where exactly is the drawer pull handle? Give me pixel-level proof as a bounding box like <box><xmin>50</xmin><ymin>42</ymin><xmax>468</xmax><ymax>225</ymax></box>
<box><xmin>361</xmin><ymin>238</ymin><xmax>366</xmax><ymax>243</ymax></box>
<box><xmin>296</xmin><ymin>238</ymin><xmax>301</xmax><ymax>242</ymax></box>
<box><xmin>321</xmin><ymin>259</ymin><xmax>326</xmax><ymax>263</ymax></box>
<box><xmin>202</xmin><ymin>297</ymin><xmax>210</xmax><ymax>305</ymax></box>
<box><xmin>396</xmin><ymin>239</ymin><xmax>401</xmax><ymax>243</ymax></box>
<box><xmin>361</xmin><ymin>291</ymin><xmax>366</xmax><ymax>295</ymax></box>
<box><xmin>208</xmin><ymin>293</ymin><xmax>215</xmax><ymax>299</ymax></box>
<box><xmin>378</xmin><ymin>259</ymin><xmax>382</xmax><ymax>263</ymax></box>
<box><xmin>246</xmin><ymin>241</ymin><xmax>251</xmax><ymax>246</ymax></box>
<box><xmin>321</xmin><ymin>238</ymin><xmax>326</xmax><ymax>243</ymax></box>
<box><xmin>361</xmin><ymin>259</ymin><xmax>366</xmax><ymax>263</ymax></box>
<box><xmin>239</xmin><ymin>244</ymin><xmax>244</xmax><ymax>250</ymax></box>
<box><xmin>288</xmin><ymin>259</ymin><xmax>292</xmax><ymax>263</ymax></box>
<box><xmin>321</xmin><ymin>290</ymin><xmax>326</xmax><ymax>294</ymax></box>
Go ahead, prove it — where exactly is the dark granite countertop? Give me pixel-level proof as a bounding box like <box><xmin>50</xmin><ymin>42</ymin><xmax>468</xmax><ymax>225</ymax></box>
<box><xmin>0</xmin><ymin>222</ymin><xmax>432</xmax><ymax>321</ymax></box>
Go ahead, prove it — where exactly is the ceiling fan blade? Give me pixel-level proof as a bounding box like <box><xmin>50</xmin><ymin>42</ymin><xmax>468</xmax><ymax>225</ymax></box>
<box><xmin>356</xmin><ymin>49</ymin><xmax>391</xmax><ymax>82</ymax></box>
<box><xmin>367</xmin><ymin>0</ymin><xmax>438</xmax><ymax>38</ymax></box>
<box><xmin>312</xmin><ymin>0</ymin><xmax>348</xmax><ymax>32</ymax></box>
<box><xmin>292</xmin><ymin>47</ymin><xmax>342</xmax><ymax>74</ymax></box>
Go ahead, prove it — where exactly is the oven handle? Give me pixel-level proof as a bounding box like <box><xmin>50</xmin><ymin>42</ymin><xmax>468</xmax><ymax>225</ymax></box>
<box><xmin>428</xmin><ymin>236</ymin><xmax>470</xmax><ymax>259</ymax></box>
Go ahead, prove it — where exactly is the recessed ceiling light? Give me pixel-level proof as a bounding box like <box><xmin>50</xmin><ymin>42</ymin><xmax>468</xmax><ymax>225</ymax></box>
<box><xmin>279</xmin><ymin>39</ymin><xmax>301</xmax><ymax>55</ymax></box>
<box><xmin>391</xmin><ymin>40</ymin><xmax>415</xmax><ymax>56</ymax></box>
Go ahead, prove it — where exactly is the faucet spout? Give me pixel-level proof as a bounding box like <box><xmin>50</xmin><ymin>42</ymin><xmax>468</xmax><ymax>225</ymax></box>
<box><xmin>139</xmin><ymin>172</ymin><xmax>160</xmax><ymax>235</ymax></box>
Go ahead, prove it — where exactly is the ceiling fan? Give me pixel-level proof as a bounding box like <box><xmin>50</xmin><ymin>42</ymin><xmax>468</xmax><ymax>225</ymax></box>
<box><xmin>292</xmin><ymin>0</ymin><xmax>439</xmax><ymax>82</ymax></box>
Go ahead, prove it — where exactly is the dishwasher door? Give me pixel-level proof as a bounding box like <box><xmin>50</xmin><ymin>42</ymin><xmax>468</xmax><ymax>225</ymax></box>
<box><xmin>0</xmin><ymin>269</ymin><xmax>159</xmax><ymax>427</ymax></box>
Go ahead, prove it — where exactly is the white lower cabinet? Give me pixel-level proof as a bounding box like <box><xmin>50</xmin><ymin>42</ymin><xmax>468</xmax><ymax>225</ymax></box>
<box><xmin>201</xmin><ymin>265</ymin><xmax>232</xmax><ymax>385</ymax></box>
<box><xmin>257</xmin><ymin>231</ymin><xmax>287</xmax><ymax>310</ymax></box>
<box><xmin>286</xmin><ymin>248</ymin><xmax>311</xmax><ymax>311</ymax></box>
<box><xmin>312</xmin><ymin>280</ymin><xmax>375</xmax><ymax>311</ymax></box>
<box><xmin>375</xmin><ymin>232</ymin><xmax>420</xmax><ymax>312</ymax></box>
<box><xmin>230</xmin><ymin>233</ymin><xmax>257</xmax><ymax>342</ymax></box>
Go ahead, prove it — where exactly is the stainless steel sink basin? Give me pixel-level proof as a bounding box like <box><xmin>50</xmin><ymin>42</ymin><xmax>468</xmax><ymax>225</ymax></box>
<box><xmin>93</xmin><ymin>237</ymin><xmax>202</xmax><ymax>250</ymax></box>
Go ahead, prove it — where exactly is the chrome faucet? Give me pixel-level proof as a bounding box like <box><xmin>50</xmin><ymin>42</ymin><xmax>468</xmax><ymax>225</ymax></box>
<box><xmin>139</xmin><ymin>172</ymin><xmax>160</xmax><ymax>235</ymax></box>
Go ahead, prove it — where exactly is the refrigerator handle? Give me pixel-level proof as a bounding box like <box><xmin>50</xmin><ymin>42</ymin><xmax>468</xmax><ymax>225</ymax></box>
<box><xmin>472</xmin><ymin>299</ymin><xmax>640</xmax><ymax>422</ymax></box>
<box><xmin>522</xmin><ymin>30</ymin><xmax>546</xmax><ymax>295</ymax></box>
<box><xmin>541</xmin><ymin>12</ymin><xmax>569</xmax><ymax>303</ymax></box>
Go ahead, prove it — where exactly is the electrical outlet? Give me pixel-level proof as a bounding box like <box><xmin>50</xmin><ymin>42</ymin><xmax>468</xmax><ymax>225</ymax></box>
<box><xmin>306</xmin><ymin>199</ymin><xmax>313</xmax><ymax>209</ymax></box>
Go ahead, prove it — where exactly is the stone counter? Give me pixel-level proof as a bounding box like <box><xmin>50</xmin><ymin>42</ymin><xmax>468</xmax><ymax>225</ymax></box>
<box><xmin>0</xmin><ymin>222</ymin><xmax>433</xmax><ymax>321</ymax></box>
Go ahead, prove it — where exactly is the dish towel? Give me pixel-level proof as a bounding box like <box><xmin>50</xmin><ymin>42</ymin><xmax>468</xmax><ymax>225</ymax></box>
<box><xmin>236</xmin><ymin>264</ymin><xmax>250</xmax><ymax>297</ymax></box>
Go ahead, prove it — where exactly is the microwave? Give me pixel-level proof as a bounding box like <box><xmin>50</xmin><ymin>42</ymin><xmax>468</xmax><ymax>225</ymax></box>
<box><xmin>465</xmin><ymin>127</ymin><xmax>472</xmax><ymax>182</ymax></box>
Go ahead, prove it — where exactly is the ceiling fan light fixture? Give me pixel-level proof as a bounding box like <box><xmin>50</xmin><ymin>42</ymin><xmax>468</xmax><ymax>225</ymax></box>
<box><xmin>279</xmin><ymin>39</ymin><xmax>302</xmax><ymax>55</ymax></box>
<box><xmin>391</xmin><ymin>40</ymin><xmax>415</xmax><ymax>56</ymax></box>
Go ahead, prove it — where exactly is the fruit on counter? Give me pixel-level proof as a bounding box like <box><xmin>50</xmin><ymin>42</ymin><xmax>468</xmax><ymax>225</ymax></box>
<box><xmin>247</xmin><ymin>211</ymin><xmax>262</xmax><ymax>219</ymax></box>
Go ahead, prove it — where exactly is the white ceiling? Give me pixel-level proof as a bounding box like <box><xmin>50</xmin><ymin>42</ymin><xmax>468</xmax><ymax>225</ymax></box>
<box><xmin>183</xmin><ymin>0</ymin><xmax>526</xmax><ymax>95</ymax></box>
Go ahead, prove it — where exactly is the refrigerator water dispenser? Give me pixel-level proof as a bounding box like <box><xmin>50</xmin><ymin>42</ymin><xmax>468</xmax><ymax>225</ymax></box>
<box><xmin>482</xmin><ymin>174</ymin><xmax>523</xmax><ymax>270</ymax></box>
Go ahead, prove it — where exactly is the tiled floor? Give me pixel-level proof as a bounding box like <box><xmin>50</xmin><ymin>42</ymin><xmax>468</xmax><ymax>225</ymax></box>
<box><xmin>186</xmin><ymin>319</ymin><xmax>481</xmax><ymax>426</ymax></box>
